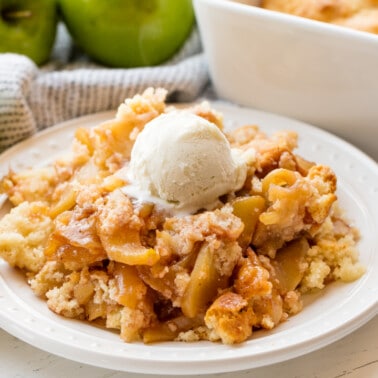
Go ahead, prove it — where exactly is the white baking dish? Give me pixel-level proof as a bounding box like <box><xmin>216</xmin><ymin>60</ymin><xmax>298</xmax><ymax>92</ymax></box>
<box><xmin>194</xmin><ymin>0</ymin><xmax>378</xmax><ymax>160</ymax></box>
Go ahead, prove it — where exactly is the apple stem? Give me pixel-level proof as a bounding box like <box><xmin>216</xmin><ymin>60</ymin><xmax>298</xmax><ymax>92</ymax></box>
<box><xmin>3</xmin><ymin>10</ymin><xmax>32</xmax><ymax>21</ymax></box>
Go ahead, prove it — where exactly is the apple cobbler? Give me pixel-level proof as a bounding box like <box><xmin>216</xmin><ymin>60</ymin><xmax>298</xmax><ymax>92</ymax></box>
<box><xmin>261</xmin><ymin>0</ymin><xmax>378</xmax><ymax>34</ymax></box>
<box><xmin>0</xmin><ymin>88</ymin><xmax>365</xmax><ymax>344</ymax></box>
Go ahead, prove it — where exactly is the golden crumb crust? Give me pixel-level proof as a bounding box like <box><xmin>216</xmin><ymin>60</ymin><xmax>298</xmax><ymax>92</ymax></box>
<box><xmin>261</xmin><ymin>0</ymin><xmax>378</xmax><ymax>34</ymax></box>
<box><xmin>0</xmin><ymin>202</ymin><xmax>52</xmax><ymax>272</ymax></box>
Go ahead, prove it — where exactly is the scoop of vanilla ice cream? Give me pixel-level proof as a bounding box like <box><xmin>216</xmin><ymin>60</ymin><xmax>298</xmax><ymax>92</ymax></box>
<box><xmin>124</xmin><ymin>111</ymin><xmax>247</xmax><ymax>213</ymax></box>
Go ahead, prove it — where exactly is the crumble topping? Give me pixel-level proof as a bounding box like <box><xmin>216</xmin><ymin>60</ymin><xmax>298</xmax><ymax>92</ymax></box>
<box><xmin>0</xmin><ymin>88</ymin><xmax>364</xmax><ymax>344</ymax></box>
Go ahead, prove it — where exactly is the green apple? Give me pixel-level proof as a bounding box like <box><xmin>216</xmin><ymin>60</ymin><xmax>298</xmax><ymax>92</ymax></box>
<box><xmin>0</xmin><ymin>0</ymin><xmax>58</xmax><ymax>65</ymax></box>
<box><xmin>58</xmin><ymin>0</ymin><xmax>195</xmax><ymax>67</ymax></box>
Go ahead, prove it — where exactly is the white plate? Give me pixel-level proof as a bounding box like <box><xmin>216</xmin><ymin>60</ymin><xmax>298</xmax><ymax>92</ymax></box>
<box><xmin>0</xmin><ymin>103</ymin><xmax>377</xmax><ymax>375</ymax></box>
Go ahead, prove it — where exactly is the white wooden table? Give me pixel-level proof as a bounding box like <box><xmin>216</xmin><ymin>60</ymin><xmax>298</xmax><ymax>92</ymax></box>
<box><xmin>0</xmin><ymin>315</ymin><xmax>376</xmax><ymax>378</ymax></box>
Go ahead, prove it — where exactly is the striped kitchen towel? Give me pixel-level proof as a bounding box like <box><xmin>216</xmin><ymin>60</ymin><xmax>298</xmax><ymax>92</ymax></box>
<box><xmin>0</xmin><ymin>26</ymin><xmax>209</xmax><ymax>152</ymax></box>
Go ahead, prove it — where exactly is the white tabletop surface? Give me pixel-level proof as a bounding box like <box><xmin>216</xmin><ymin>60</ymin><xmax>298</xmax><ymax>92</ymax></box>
<box><xmin>0</xmin><ymin>315</ymin><xmax>376</xmax><ymax>378</ymax></box>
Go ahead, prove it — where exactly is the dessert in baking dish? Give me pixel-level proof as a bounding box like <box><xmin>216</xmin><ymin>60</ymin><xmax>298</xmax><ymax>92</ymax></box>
<box><xmin>261</xmin><ymin>0</ymin><xmax>378</xmax><ymax>34</ymax></box>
